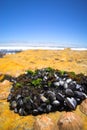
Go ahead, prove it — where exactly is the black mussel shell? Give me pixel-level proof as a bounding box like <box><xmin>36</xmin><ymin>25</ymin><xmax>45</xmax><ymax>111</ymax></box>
<box><xmin>7</xmin><ymin>68</ymin><xmax>87</xmax><ymax>116</ymax></box>
<box><xmin>65</xmin><ymin>97</ymin><xmax>77</xmax><ymax>110</ymax></box>
<box><xmin>56</xmin><ymin>93</ymin><xmax>65</xmax><ymax>102</ymax></box>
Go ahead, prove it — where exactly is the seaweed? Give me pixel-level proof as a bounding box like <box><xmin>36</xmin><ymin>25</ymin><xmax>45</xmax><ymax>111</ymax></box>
<box><xmin>15</xmin><ymin>82</ymin><xmax>23</xmax><ymax>88</ymax></box>
<box><xmin>59</xmin><ymin>70</ymin><xmax>65</xmax><ymax>75</ymax></box>
<box><xmin>31</xmin><ymin>78</ymin><xmax>42</xmax><ymax>87</ymax></box>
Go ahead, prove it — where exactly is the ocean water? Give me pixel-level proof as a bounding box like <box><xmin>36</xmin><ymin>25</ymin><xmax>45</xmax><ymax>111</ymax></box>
<box><xmin>0</xmin><ymin>46</ymin><xmax>87</xmax><ymax>51</ymax></box>
<box><xmin>0</xmin><ymin>42</ymin><xmax>87</xmax><ymax>52</ymax></box>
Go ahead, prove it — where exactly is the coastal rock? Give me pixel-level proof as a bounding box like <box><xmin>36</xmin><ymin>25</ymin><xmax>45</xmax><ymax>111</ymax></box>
<box><xmin>57</xmin><ymin>112</ymin><xmax>83</xmax><ymax>130</ymax></box>
<box><xmin>79</xmin><ymin>98</ymin><xmax>87</xmax><ymax>116</ymax></box>
<box><xmin>0</xmin><ymin>80</ymin><xmax>12</xmax><ymax>100</ymax></box>
<box><xmin>34</xmin><ymin>115</ymin><xmax>58</xmax><ymax>130</ymax></box>
<box><xmin>0</xmin><ymin>92</ymin><xmax>9</xmax><ymax>100</ymax></box>
<box><xmin>0</xmin><ymin>50</ymin><xmax>87</xmax><ymax>130</ymax></box>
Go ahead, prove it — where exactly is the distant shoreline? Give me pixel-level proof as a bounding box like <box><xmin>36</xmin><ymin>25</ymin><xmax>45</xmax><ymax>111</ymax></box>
<box><xmin>0</xmin><ymin>46</ymin><xmax>87</xmax><ymax>51</ymax></box>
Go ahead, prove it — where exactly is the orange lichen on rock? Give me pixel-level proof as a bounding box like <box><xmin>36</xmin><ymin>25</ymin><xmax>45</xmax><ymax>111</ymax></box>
<box><xmin>0</xmin><ymin>49</ymin><xmax>87</xmax><ymax>76</ymax></box>
<box><xmin>0</xmin><ymin>80</ymin><xmax>12</xmax><ymax>100</ymax></box>
<box><xmin>0</xmin><ymin>49</ymin><xmax>87</xmax><ymax>130</ymax></box>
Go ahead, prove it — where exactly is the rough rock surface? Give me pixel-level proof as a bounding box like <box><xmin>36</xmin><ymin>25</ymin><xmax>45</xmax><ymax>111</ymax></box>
<box><xmin>57</xmin><ymin>112</ymin><xmax>83</xmax><ymax>130</ymax></box>
<box><xmin>0</xmin><ymin>49</ymin><xmax>87</xmax><ymax>76</ymax></box>
<box><xmin>0</xmin><ymin>49</ymin><xmax>87</xmax><ymax>130</ymax></box>
<box><xmin>79</xmin><ymin>99</ymin><xmax>87</xmax><ymax>116</ymax></box>
<box><xmin>34</xmin><ymin>115</ymin><xmax>58</xmax><ymax>130</ymax></box>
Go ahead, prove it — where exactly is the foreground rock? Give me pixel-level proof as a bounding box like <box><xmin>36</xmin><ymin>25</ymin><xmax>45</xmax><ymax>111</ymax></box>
<box><xmin>0</xmin><ymin>80</ymin><xmax>12</xmax><ymax>100</ymax></box>
<box><xmin>34</xmin><ymin>114</ymin><xmax>58</xmax><ymax>130</ymax></box>
<box><xmin>79</xmin><ymin>99</ymin><xmax>87</xmax><ymax>116</ymax></box>
<box><xmin>57</xmin><ymin>112</ymin><xmax>83</xmax><ymax>130</ymax></box>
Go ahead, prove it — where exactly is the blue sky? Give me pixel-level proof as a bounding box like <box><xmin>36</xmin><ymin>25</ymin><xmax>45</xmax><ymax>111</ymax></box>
<box><xmin>0</xmin><ymin>0</ymin><xmax>87</xmax><ymax>47</ymax></box>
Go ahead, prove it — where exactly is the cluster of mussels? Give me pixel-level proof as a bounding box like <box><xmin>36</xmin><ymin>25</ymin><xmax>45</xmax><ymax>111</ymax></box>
<box><xmin>7</xmin><ymin>68</ymin><xmax>87</xmax><ymax>116</ymax></box>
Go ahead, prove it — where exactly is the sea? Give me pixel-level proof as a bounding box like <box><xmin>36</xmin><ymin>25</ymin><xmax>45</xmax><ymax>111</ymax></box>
<box><xmin>0</xmin><ymin>43</ymin><xmax>87</xmax><ymax>56</ymax></box>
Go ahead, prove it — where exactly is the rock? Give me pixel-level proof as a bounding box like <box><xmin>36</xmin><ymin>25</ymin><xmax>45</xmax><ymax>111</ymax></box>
<box><xmin>57</xmin><ymin>112</ymin><xmax>83</xmax><ymax>130</ymax></box>
<box><xmin>34</xmin><ymin>115</ymin><xmax>58</xmax><ymax>130</ymax></box>
<box><xmin>0</xmin><ymin>80</ymin><xmax>10</xmax><ymax>86</ymax></box>
<box><xmin>0</xmin><ymin>80</ymin><xmax>12</xmax><ymax>100</ymax></box>
<box><xmin>79</xmin><ymin>98</ymin><xmax>87</xmax><ymax>116</ymax></box>
<box><xmin>0</xmin><ymin>92</ymin><xmax>9</xmax><ymax>100</ymax></box>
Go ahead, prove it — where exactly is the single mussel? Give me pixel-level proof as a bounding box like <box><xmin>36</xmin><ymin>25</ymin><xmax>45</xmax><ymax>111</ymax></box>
<box><xmin>52</xmin><ymin>100</ymin><xmax>60</xmax><ymax>107</ymax></box>
<box><xmin>46</xmin><ymin>104</ymin><xmax>52</xmax><ymax>113</ymax></box>
<box><xmin>74</xmin><ymin>91</ymin><xmax>87</xmax><ymax>100</ymax></box>
<box><xmin>65</xmin><ymin>97</ymin><xmax>77</xmax><ymax>110</ymax></box>
<box><xmin>10</xmin><ymin>100</ymin><xmax>17</xmax><ymax>109</ymax></box>
<box><xmin>56</xmin><ymin>93</ymin><xmax>65</xmax><ymax>102</ymax></box>
<box><xmin>32</xmin><ymin>109</ymin><xmax>39</xmax><ymax>116</ymax></box>
<box><xmin>65</xmin><ymin>89</ymin><xmax>74</xmax><ymax>97</ymax></box>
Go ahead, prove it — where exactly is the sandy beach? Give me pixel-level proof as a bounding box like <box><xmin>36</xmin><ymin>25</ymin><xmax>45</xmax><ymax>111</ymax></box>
<box><xmin>0</xmin><ymin>48</ymin><xmax>87</xmax><ymax>130</ymax></box>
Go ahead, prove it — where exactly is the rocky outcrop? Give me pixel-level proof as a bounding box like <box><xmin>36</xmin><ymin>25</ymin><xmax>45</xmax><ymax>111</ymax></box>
<box><xmin>57</xmin><ymin>112</ymin><xmax>83</xmax><ymax>130</ymax></box>
<box><xmin>79</xmin><ymin>99</ymin><xmax>87</xmax><ymax>116</ymax></box>
<box><xmin>34</xmin><ymin>114</ymin><xmax>58</xmax><ymax>130</ymax></box>
<box><xmin>0</xmin><ymin>80</ymin><xmax>12</xmax><ymax>100</ymax></box>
